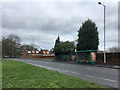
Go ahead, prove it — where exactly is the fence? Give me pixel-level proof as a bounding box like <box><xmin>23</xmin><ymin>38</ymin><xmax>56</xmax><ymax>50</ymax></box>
<box><xmin>55</xmin><ymin>53</ymin><xmax>120</xmax><ymax>65</ymax></box>
<box><xmin>96</xmin><ymin>53</ymin><xmax>120</xmax><ymax>65</ymax></box>
<box><xmin>55</xmin><ymin>54</ymin><xmax>72</xmax><ymax>61</ymax></box>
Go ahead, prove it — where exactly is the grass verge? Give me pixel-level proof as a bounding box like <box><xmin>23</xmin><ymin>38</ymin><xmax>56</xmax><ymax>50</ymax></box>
<box><xmin>2</xmin><ymin>59</ymin><xmax>105</xmax><ymax>88</ymax></box>
<box><xmin>0</xmin><ymin>61</ymin><xmax>2</xmax><ymax>89</ymax></box>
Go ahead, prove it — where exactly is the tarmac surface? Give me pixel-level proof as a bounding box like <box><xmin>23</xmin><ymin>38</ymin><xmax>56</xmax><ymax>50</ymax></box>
<box><xmin>5</xmin><ymin>58</ymin><xmax>119</xmax><ymax>88</ymax></box>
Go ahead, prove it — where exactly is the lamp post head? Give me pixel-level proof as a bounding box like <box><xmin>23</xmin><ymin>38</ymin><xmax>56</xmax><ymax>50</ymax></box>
<box><xmin>98</xmin><ymin>2</ymin><xmax>101</xmax><ymax>5</ymax></box>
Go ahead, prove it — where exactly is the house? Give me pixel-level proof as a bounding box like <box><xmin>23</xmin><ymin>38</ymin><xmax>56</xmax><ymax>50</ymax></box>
<box><xmin>40</xmin><ymin>49</ymin><xmax>49</xmax><ymax>54</ymax></box>
<box><xmin>21</xmin><ymin>49</ymin><xmax>55</xmax><ymax>59</ymax></box>
<box><xmin>27</xmin><ymin>49</ymin><xmax>40</xmax><ymax>54</ymax></box>
<box><xmin>40</xmin><ymin>49</ymin><xmax>54</xmax><ymax>56</ymax></box>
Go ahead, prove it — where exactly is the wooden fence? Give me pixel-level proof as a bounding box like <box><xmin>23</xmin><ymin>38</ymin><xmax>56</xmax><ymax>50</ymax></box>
<box><xmin>96</xmin><ymin>53</ymin><xmax>120</xmax><ymax>65</ymax></box>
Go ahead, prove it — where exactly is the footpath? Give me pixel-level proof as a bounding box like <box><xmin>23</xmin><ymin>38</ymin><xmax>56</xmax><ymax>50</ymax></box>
<box><xmin>53</xmin><ymin>60</ymin><xmax>120</xmax><ymax>69</ymax></box>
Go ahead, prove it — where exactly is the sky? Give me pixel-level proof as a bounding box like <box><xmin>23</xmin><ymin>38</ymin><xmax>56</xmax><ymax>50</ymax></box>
<box><xmin>0</xmin><ymin>0</ymin><xmax>118</xmax><ymax>51</ymax></box>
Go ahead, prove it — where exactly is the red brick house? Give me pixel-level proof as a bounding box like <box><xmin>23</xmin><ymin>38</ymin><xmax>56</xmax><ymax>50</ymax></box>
<box><xmin>21</xmin><ymin>49</ymin><xmax>55</xmax><ymax>59</ymax></box>
<box><xmin>27</xmin><ymin>49</ymin><xmax>40</xmax><ymax>54</ymax></box>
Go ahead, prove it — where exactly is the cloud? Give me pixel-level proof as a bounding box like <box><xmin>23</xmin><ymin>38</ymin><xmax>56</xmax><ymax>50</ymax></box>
<box><xmin>1</xmin><ymin>1</ymin><xmax>118</xmax><ymax>50</ymax></box>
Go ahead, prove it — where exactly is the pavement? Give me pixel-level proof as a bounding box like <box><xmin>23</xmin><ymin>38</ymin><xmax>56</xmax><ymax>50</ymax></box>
<box><xmin>53</xmin><ymin>60</ymin><xmax>120</xmax><ymax>69</ymax></box>
<box><xmin>3</xmin><ymin>58</ymin><xmax>119</xmax><ymax>88</ymax></box>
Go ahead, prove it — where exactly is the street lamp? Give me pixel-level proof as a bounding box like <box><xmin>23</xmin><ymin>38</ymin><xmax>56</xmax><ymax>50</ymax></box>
<box><xmin>29</xmin><ymin>35</ymin><xmax>34</xmax><ymax>49</ymax></box>
<box><xmin>29</xmin><ymin>35</ymin><xmax>34</xmax><ymax>58</ymax></box>
<box><xmin>98</xmin><ymin>2</ymin><xmax>106</xmax><ymax>64</ymax></box>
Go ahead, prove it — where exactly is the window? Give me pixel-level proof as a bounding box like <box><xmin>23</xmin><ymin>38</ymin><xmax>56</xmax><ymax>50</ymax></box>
<box><xmin>28</xmin><ymin>51</ymin><xmax>31</xmax><ymax>53</ymax></box>
<box><xmin>36</xmin><ymin>51</ymin><xmax>39</xmax><ymax>53</ymax></box>
<box><xmin>32</xmin><ymin>51</ymin><xmax>35</xmax><ymax>53</ymax></box>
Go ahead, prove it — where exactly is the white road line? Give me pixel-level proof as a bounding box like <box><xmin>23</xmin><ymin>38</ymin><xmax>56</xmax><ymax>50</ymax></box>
<box><xmin>61</xmin><ymin>64</ymin><xmax>65</xmax><ymax>66</ymax></box>
<box><xmin>86</xmin><ymin>75</ymin><xmax>95</xmax><ymax>78</ymax></box>
<box><xmin>112</xmin><ymin>69</ymin><xmax>116</xmax><ymax>70</ymax></box>
<box><xmin>114</xmin><ymin>66</ymin><xmax>120</xmax><ymax>68</ymax></box>
<box><xmin>45</xmin><ymin>62</ymin><xmax>48</xmax><ymax>64</ymax></box>
<box><xmin>102</xmin><ymin>68</ymin><xmax>108</xmax><ymax>69</ymax></box>
<box><xmin>103</xmin><ymin>78</ymin><xmax>117</xmax><ymax>82</ymax></box>
<box><xmin>72</xmin><ymin>72</ymin><xmax>77</xmax><ymax>74</ymax></box>
<box><xmin>85</xmin><ymin>75</ymin><xmax>117</xmax><ymax>83</ymax></box>
<box><xmin>86</xmin><ymin>68</ymin><xmax>92</xmax><ymax>70</ymax></box>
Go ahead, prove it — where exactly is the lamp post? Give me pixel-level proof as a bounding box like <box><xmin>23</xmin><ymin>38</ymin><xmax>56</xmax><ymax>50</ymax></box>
<box><xmin>29</xmin><ymin>35</ymin><xmax>34</xmax><ymax>49</ymax></box>
<box><xmin>29</xmin><ymin>35</ymin><xmax>34</xmax><ymax>58</ymax></box>
<box><xmin>98</xmin><ymin>2</ymin><xmax>106</xmax><ymax>64</ymax></box>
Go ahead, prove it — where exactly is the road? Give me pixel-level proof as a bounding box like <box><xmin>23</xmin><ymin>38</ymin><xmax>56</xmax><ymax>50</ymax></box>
<box><xmin>7</xmin><ymin>58</ymin><xmax>118</xmax><ymax>88</ymax></box>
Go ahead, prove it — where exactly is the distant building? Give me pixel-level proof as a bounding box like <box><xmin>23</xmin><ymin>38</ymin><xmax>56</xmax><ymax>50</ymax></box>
<box><xmin>21</xmin><ymin>49</ymin><xmax>55</xmax><ymax>59</ymax></box>
<box><xmin>27</xmin><ymin>49</ymin><xmax>40</xmax><ymax>54</ymax></box>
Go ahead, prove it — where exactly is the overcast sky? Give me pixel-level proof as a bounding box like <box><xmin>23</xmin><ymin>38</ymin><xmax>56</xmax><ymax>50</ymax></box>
<box><xmin>0</xmin><ymin>0</ymin><xmax>118</xmax><ymax>51</ymax></box>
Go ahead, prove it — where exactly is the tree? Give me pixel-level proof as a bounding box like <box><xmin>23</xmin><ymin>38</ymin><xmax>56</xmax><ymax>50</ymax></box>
<box><xmin>8</xmin><ymin>34</ymin><xmax>21</xmax><ymax>44</ymax></box>
<box><xmin>32</xmin><ymin>44</ymin><xmax>40</xmax><ymax>50</ymax></box>
<box><xmin>2</xmin><ymin>34</ymin><xmax>21</xmax><ymax>57</ymax></box>
<box><xmin>108</xmin><ymin>47</ymin><xmax>120</xmax><ymax>53</ymax></box>
<box><xmin>2</xmin><ymin>38</ymin><xmax>14</xmax><ymax>57</ymax></box>
<box><xmin>20</xmin><ymin>44</ymin><xmax>34</xmax><ymax>51</ymax></box>
<box><xmin>60</xmin><ymin>41</ymin><xmax>75</xmax><ymax>55</ymax></box>
<box><xmin>50</xmin><ymin>48</ymin><xmax>54</xmax><ymax>54</ymax></box>
<box><xmin>56</xmin><ymin>35</ymin><xmax>60</xmax><ymax>44</ymax></box>
<box><xmin>77</xmin><ymin>19</ymin><xmax>99</xmax><ymax>51</ymax></box>
<box><xmin>54</xmin><ymin>35</ymin><xmax>75</xmax><ymax>55</ymax></box>
<box><xmin>54</xmin><ymin>35</ymin><xmax>60</xmax><ymax>55</ymax></box>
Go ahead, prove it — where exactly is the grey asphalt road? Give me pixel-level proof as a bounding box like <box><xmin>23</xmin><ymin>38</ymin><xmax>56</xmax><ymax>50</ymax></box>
<box><xmin>6</xmin><ymin>58</ymin><xmax>118</xmax><ymax>88</ymax></box>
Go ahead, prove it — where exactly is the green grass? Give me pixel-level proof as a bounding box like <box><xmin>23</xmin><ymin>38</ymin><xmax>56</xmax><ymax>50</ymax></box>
<box><xmin>0</xmin><ymin>61</ymin><xmax>2</xmax><ymax>89</ymax></box>
<box><xmin>2</xmin><ymin>59</ymin><xmax>105</xmax><ymax>88</ymax></box>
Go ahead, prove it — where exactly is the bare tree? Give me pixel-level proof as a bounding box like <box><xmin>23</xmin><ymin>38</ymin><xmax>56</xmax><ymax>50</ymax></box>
<box><xmin>108</xmin><ymin>47</ymin><xmax>120</xmax><ymax>53</ymax></box>
<box><xmin>8</xmin><ymin>34</ymin><xmax>21</xmax><ymax>44</ymax></box>
<box><xmin>2</xmin><ymin>34</ymin><xmax>21</xmax><ymax>58</ymax></box>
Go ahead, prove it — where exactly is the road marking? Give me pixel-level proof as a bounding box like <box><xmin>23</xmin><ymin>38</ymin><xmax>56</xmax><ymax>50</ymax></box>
<box><xmin>103</xmin><ymin>78</ymin><xmax>117</xmax><ymax>82</ymax></box>
<box><xmin>112</xmin><ymin>69</ymin><xmax>116</xmax><ymax>70</ymax></box>
<box><xmin>114</xmin><ymin>66</ymin><xmax>120</xmax><ymax>68</ymax></box>
<box><xmin>86</xmin><ymin>68</ymin><xmax>92</xmax><ymax>70</ymax></box>
<box><xmin>85</xmin><ymin>75</ymin><xmax>117</xmax><ymax>83</ymax></box>
<box><xmin>102</xmin><ymin>68</ymin><xmax>108</xmax><ymax>69</ymax></box>
<box><xmin>85</xmin><ymin>75</ymin><xmax>95</xmax><ymax>78</ymax></box>
<box><xmin>61</xmin><ymin>64</ymin><xmax>65</xmax><ymax>66</ymax></box>
<box><xmin>45</xmin><ymin>62</ymin><xmax>48</xmax><ymax>64</ymax></box>
<box><xmin>72</xmin><ymin>72</ymin><xmax>78</xmax><ymax>74</ymax></box>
